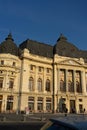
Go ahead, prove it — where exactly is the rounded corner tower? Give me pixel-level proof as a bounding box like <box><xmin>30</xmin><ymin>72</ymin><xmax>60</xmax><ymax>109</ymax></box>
<box><xmin>0</xmin><ymin>33</ymin><xmax>19</xmax><ymax>56</ymax></box>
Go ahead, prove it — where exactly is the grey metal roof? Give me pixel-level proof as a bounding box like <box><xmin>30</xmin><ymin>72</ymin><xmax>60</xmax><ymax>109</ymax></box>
<box><xmin>0</xmin><ymin>33</ymin><xmax>87</xmax><ymax>62</ymax></box>
<box><xmin>53</xmin><ymin>34</ymin><xmax>87</xmax><ymax>61</ymax></box>
<box><xmin>19</xmin><ymin>39</ymin><xmax>53</xmax><ymax>58</ymax></box>
<box><xmin>0</xmin><ymin>33</ymin><xmax>19</xmax><ymax>56</ymax></box>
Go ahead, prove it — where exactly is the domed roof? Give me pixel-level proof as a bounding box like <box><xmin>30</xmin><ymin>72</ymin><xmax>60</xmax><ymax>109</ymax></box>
<box><xmin>0</xmin><ymin>33</ymin><xmax>19</xmax><ymax>56</ymax></box>
<box><xmin>53</xmin><ymin>34</ymin><xmax>80</xmax><ymax>58</ymax></box>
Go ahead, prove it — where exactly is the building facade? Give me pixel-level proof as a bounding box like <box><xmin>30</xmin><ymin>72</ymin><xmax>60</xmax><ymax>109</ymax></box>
<box><xmin>0</xmin><ymin>33</ymin><xmax>87</xmax><ymax>113</ymax></box>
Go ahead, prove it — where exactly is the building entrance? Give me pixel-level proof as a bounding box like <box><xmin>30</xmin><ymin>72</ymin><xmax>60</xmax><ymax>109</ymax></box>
<box><xmin>70</xmin><ymin>100</ymin><xmax>76</xmax><ymax>113</ymax></box>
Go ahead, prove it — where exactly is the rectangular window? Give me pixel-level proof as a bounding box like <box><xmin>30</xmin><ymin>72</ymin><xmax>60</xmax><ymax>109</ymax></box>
<box><xmin>13</xmin><ymin>62</ymin><xmax>16</xmax><ymax>66</ymax></box>
<box><xmin>28</xmin><ymin>97</ymin><xmax>34</xmax><ymax>110</ymax></box>
<box><xmin>1</xmin><ymin>60</ymin><xmax>4</xmax><ymax>65</ymax></box>
<box><xmin>0</xmin><ymin>77</ymin><xmax>3</xmax><ymax>88</ymax></box>
<box><xmin>6</xmin><ymin>96</ymin><xmax>13</xmax><ymax>111</ymax></box>
<box><xmin>30</xmin><ymin>65</ymin><xmax>33</xmax><ymax>70</ymax></box>
<box><xmin>37</xmin><ymin>97</ymin><xmax>43</xmax><ymax>111</ymax></box>
<box><xmin>9</xmin><ymin>79</ymin><xmax>14</xmax><ymax>88</ymax></box>
<box><xmin>47</xmin><ymin>68</ymin><xmax>50</xmax><ymax>73</ymax></box>
<box><xmin>39</xmin><ymin>66</ymin><xmax>42</xmax><ymax>72</ymax></box>
<box><xmin>46</xmin><ymin>98</ymin><xmax>51</xmax><ymax>111</ymax></box>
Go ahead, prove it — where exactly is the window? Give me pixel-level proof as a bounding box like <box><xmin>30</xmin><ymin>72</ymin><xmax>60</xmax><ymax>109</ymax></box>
<box><xmin>46</xmin><ymin>79</ymin><xmax>50</xmax><ymax>91</ymax></box>
<box><xmin>60</xmin><ymin>79</ymin><xmax>66</xmax><ymax>92</ymax></box>
<box><xmin>1</xmin><ymin>60</ymin><xmax>4</xmax><ymax>65</ymax></box>
<box><xmin>30</xmin><ymin>65</ymin><xmax>33</xmax><ymax>70</ymax></box>
<box><xmin>47</xmin><ymin>68</ymin><xmax>50</xmax><ymax>73</ymax></box>
<box><xmin>9</xmin><ymin>79</ymin><xmax>14</xmax><ymax>89</ymax></box>
<box><xmin>37</xmin><ymin>78</ymin><xmax>42</xmax><ymax>91</ymax></box>
<box><xmin>0</xmin><ymin>77</ymin><xmax>3</xmax><ymax>88</ymax></box>
<box><xmin>29</xmin><ymin>77</ymin><xmax>34</xmax><ymax>91</ymax></box>
<box><xmin>79</xmin><ymin>99</ymin><xmax>82</xmax><ymax>102</ymax></box>
<box><xmin>46</xmin><ymin>98</ymin><xmax>51</xmax><ymax>111</ymax></box>
<box><xmin>28</xmin><ymin>97</ymin><xmax>34</xmax><ymax>110</ymax></box>
<box><xmin>12</xmin><ymin>62</ymin><xmax>16</xmax><ymax>66</ymax></box>
<box><xmin>68</xmin><ymin>80</ymin><xmax>74</xmax><ymax>92</ymax></box>
<box><xmin>37</xmin><ymin>97</ymin><xmax>43</xmax><ymax>111</ymax></box>
<box><xmin>38</xmin><ymin>67</ymin><xmax>42</xmax><ymax>72</ymax></box>
<box><xmin>76</xmin><ymin>80</ymin><xmax>82</xmax><ymax>93</ymax></box>
<box><xmin>6</xmin><ymin>95</ymin><xmax>13</xmax><ymax>111</ymax></box>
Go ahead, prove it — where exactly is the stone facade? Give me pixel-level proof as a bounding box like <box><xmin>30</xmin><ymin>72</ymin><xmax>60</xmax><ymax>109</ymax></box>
<box><xmin>0</xmin><ymin>33</ymin><xmax>87</xmax><ymax>113</ymax></box>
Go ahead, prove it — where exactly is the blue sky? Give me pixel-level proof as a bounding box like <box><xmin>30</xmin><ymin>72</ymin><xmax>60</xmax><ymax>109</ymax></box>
<box><xmin>0</xmin><ymin>0</ymin><xmax>87</xmax><ymax>50</ymax></box>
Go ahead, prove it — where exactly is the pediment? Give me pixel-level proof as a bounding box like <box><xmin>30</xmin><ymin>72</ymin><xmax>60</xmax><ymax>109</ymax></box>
<box><xmin>59</xmin><ymin>59</ymin><xmax>83</xmax><ymax>66</ymax></box>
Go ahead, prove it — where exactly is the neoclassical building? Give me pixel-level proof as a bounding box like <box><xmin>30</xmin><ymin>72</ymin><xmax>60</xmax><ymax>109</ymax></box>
<box><xmin>0</xmin><ymin>33</ymin><xmax>87</xmax><ymax>113</ymax></box>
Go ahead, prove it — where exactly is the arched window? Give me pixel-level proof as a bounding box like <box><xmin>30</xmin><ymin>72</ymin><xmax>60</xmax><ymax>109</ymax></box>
<box><xmin>37</xmin><ymin>78</ymin><xmax>42</xmax><ymax>92</ymax></box>
<box><xmin>76</xmin><ymin>80</ymin><xmax>81</xmax><ymax>93</ymax></box>
<box><xmin>46</xmin><ymin>79</ymin><xmax>50</xmax><ymax>91</ymax></box>
<box><xmin>60</xmin><ymin>79</ymin><xmax>65</xmax><ymax>91</ymax></box>
<box><xmin>29</xmin><ymin>77</ymin><xmax>34</xmax><ymax>91</ymax></box>
<box><xmin>68</xmin><ymin>80</ymin><xmax>74</xmax><ymax>92</ymax></box>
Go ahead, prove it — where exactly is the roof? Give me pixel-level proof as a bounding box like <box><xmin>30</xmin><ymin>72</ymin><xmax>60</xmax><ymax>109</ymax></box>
<box><xmin>0</xmin><ymin>33</ymin><xmax>19</xmax><ymax>56</ymax></box>
<box><xmin>53</xmin><ymin>34</ymin><xmax>80</xmax><ymax>58</ymax></box>
<box><xmin>19</xmin><ymin>39</ymin><xmax>53</xmax><ymax>58</ymax></box>
<box><xmin>50</xmin><ymin>116</ymin><xmax>87</xmax><ymax>130</ymax></box>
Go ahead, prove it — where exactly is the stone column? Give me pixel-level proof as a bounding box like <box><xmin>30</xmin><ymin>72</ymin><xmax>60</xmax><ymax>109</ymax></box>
<box><xmin>65</xmin><ymin>69</ymin><xmax>68</xmax><ymax>92</ymax></box>
<box><xmin>81</xmin><ymin>71</ymin><xmax>86</xmax><ymax>94</ymax></box>
<box><xmin>34</xmin><ymin>96</ymin><xmax>37</xmax><ymax>113</ymax></box>
<box><xmin>53</xmin><ymin>63</ymin><xmax>57</xmax><ymax>113</ymax></box>
<box><xmin>43</xmin><ymin>67</ymin><xmax>46</xmax><ymax>92</ymax></box>
<box><xmin>73</xmin><ymin>70</ymin><xmax>76</xmax><ymax>93</ymax></box>
<box><xmin>35</xmin><ymin>66</ymin><xmax>38</xmax><ymax>92</ymax></box>
<box><xmin>57</xmin><ymin>69</ymin><xmax>60</xmax><ymax>112</ymax></box>
<box><xmin>57</xmin><ymin>69</ymin><xmax>60</xmax><ymax>92</ymax></box>
<box><xmin>43</xmin><ymin>97</ymin><xmax>46</xmax><ymax>112</ymax></box>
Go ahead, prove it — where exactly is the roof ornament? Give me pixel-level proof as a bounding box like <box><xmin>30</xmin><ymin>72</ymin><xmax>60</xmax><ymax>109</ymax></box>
<box><xmin>57</xmin><ymin>33</ymin><xmax>67</xmax><ymax>42</ymax></box>
<box><xmin>5</xmin><ymin>33</ymin><xmax>14</xmax><ymax>41</ymax></box>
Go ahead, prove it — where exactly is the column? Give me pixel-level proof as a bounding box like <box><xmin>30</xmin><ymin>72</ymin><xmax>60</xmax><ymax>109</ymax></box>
<box><xmin>57</xmin><ymin>69</ymin><xmax>60</xmax><ymax>92</ymax></box>
<box><xmin>43</xmin><ymin>97</ymin><xmax>46</xmax><ymax>112</ymax></box>
<box><xmin>53</xmin><ymin>63</ymin><xmax>57</xmax><ymax>113</ymax></box>
<box><xmin>35</xmin><ymin>66</ymin><xmax>38</xmax><ymax>92</ymax></box>
<box><xmin>57</xmin><ymin>68</ymin><xmax>60</xmax><ymax>112</ymax></box>
<box><xmin>43</xmin><ymin>67</ymin><xmax>46</xmax><ymax>92</ymax></box>
<box><xmin>73</xmin><ymin>70</ymin><xmax>76</xmax><ymax>93</ymax></box>
<box><xmin>81</xmin><ymin>71</ymin><xmax>86</xmax><ymax>94</ymax></box>
<box><xmin>34</xmin><ymin>96</ymin><xmax>37</xmax><ymax>113</ymax></box>
<box><xmin>65</xmin><ymin>69</ymin><xmax>68</xmax><ymax>92</ymax></box>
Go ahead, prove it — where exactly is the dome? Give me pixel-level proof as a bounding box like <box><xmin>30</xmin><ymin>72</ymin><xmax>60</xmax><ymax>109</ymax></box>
<box><xmin>0</xmin><ymin>33</ymin><xmax>19</xmax><ymax>56</ymax></box>
<box><xmin>53</xmin><ymin>34</ymin><xmax>80</xmax><ymax>58</ymax></box>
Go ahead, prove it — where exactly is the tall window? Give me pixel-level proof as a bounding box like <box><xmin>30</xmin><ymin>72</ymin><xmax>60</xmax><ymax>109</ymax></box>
<box><xmin>37</xmin><ymin>97</ymin><xmax>43</xmax><ymax>111</ymax></box>
<box><xmin>46</xmin><ymin>98</ymin><xmax>51</xmax><ymax>111</ymax></box>
<box><xmin>9</xmin><ymin>79</ymin><xmax>14</xmax><ymax>89</ymax></box>
<box><xmin>12</xmin><ymin>62</ymin><xmax>16</xmax><ymax>66</ymax></box>
<box><xmin>30</xmin><ymin>65</ymin><xmax>33</xmax><ymax>71</ymax></box>
<box><xmin>76</xmin><ymin>71</ymin><xmax>82</xmax><ymax>93</ymax></box>
<box><xmin>68</xmin><ymin>80</ymin><xmax>74</xmax><ymax>92</ymax></box>
<box><xmin>6</xmin><ymin>95</ymin><xmax>13</xmax><ymax>111</ymax></box>
<box><xmin>76</xmin><ymin>80</ymin><xmax>81</xmax><ymax>93</ymax></box>
<box><xmin>28</xmin><ymin>97</ymin><xmax>34</xmax><ymax>110</ymax></box>
<box><xmin>60</xmin><ymin>79</ymin><xmax>65</xmax><ymax>92</ymax></box>
<box><xmin>1</xmin><ymin>60</ymin><xmax>4</xmax><ymax>65</ymax></box>
<box><xmin>0</xmin><ymin>77</ymin><xmax>3</xmax><ymax>88</ymax></box>
<box><xmin>46</xmin><ymin>79</ymin><xmax>50</xmax><ymax>91</ymax></box>
<box><xmin>29</xmin><ymin>77</ymin><xmax>34</xmax><ymax>91</ymax></box>
<box><xmin>37</xmin><ymin>78</ymin><xmax>42</xmax><ymax>92</ymax></box>
<box><xmin>60</xmin><ymin>69</ymin><xmax>66</xmax><ymax>92</ymax></box>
